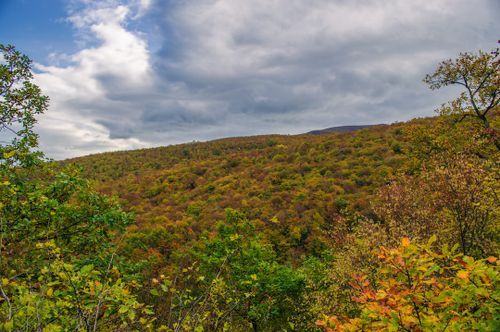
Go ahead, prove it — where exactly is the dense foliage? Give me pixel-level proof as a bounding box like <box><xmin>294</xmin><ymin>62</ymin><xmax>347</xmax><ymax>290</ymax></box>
<box><xmin>0</xmin><ymin>44</ymin><xmax>149</xmax><ymax>331</ymax></box>
<box><xmin>69</xmin><ymin>124</ymin><xmax>408</xmax><ymax>259</ymax></box>
<box><xmin>317</xmin><ymin>238</ymin><xmax>499</xmax><ymax>331</ymax></box>
<box><xmin>1</xmin><ymin>44</ymin><xmax>498</xmax><ymax>331</ymax></box>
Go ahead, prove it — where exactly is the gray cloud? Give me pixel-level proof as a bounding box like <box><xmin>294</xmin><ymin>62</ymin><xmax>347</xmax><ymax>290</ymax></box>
<box><xmin>30</xmin><ymin>0</ymin><xmax>500</xmax><ymax>159</ymax></box>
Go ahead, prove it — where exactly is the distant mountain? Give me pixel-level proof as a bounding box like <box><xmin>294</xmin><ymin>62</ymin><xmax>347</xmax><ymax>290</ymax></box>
<box><xmin>306</xmin><ymin>124</ymin><xmax>383</xmax><ymax>135</ymax></box>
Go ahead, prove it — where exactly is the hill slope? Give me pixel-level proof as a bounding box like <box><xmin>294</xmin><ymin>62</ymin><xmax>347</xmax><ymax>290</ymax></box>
<box><xmin>67</xmin><ymin>121</ymin><xmax>410</xmax><ymax>258</ymax></box>
<box><xmin>57</xmin><ymin>114</ymin><xmax>499</xmax><ymax>330</ymax></box>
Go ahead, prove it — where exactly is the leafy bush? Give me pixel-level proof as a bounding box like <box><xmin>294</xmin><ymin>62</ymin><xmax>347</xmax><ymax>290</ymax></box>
<box><xmin>317</xmin><ymin>237</ymin><xmax>499</xmax><ymax>331</ymax></box>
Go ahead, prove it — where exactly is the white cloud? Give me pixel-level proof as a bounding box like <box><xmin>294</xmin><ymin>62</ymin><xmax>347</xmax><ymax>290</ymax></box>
<box><xmin>32</xmin><ymin>0</ymin><xmax>499</xmax><ymax>159</ymax></box>
<box><xmin>34</xmin><ymin>0</ymin><xmax>152</xmax><ymax>159</ymax></box>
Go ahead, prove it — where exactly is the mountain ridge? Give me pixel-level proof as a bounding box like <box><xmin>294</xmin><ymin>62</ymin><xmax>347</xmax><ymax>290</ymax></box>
<box><xmin>63</xmin><ymin>124</ymin><xmax>388</xmax><ymax>161</ymax></box>
<box><xmin>306</xmin><ymin>124</ymin><xmax>383</xmax><ymax>135</ymax></box>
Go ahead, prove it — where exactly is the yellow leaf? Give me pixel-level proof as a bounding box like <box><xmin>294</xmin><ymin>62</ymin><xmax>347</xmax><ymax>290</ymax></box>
<box><xmin>457</xmin><ymin>270</ymin><xmax>469</xmax><ymax>280</ymax></box>
<box><xmin>250</xmin><ymin>274</ymin><xmax>258</xmax><ymax>281</ymax></box>
<box><xmin>46</xmin><ymin>288</ymin><xmax>54</xmax><ymax>297</ymax></box>
<box><xmin>486</xmin><ymin>256</ymin><xmax>497</xmax><ymax>264</ymax></box>
<box><xmin>3</xmin><ymin>150</ymin><xmax>15</xmax><ymax>159</ymax></box>
<box><xmin>401</xmin><ymin>237</ymin><xmax>411</xmax><ymax>247</ymax></box>
<box><xmin>2</xmin><ymin>278</ymin><xmax>8</xmax><ymax>286</ymax></box>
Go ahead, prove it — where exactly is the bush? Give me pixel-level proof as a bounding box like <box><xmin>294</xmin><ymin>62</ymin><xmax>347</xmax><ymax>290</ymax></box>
<box><xmin>317</xmin><ymin>237</ymin><xmax>499</xmax><ymax>331</ymax></box>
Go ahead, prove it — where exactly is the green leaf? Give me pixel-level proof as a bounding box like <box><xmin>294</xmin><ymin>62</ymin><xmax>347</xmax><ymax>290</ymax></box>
<box><xmin>4</xmin><ymin>320</ymin><xmax>13</xmax><ymax>331</ymax></box>
<box><xmin>80</xmin><ymin>264</ymin><xmax>94</xmax><ymax>275</ymax></box>
<box><xmin>428</xmin><ymin>234</ymin><xmax>437</xmax><ymax>245</ymax></box>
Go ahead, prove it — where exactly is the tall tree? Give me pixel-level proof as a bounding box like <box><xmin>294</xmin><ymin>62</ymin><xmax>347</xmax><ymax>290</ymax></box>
<box><xmin>424</xmin><ymin>45</ymin><xmax>499</xmax><ymax>129</ymax></box>
<box><xmin>0</xmin><ymin>44</ymin><xmax>48</xmax><ymax>166</ymax></box>
<box><xmin>0</xmin><ymin>44</ymin><xmax>147</xmax><ymax>331</ymax></box>
<box><xmin>424</xmin><ymin>44</ymin><xmax>500</xmax><ymax>155</ymax></box>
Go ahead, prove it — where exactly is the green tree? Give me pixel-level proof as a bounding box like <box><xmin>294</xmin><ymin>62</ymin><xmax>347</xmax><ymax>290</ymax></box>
<box><xmin>0</xmin><ymin>44</ymin><xmax>148</xmax><ymax>331</ymax></box>
<box><xmin>0</xmin><ymin>44</ymin><xmax>48</xmax><ymax>166</ymax></box>
<box><xmin>150</xmin><ymin>209</ymin><xmax>305</xmax><ymax>331</ymax></box>
<box><xmin>424</xmin><ymin>45</ymin><xmax>499</xmax><ymax>129</ymax></box>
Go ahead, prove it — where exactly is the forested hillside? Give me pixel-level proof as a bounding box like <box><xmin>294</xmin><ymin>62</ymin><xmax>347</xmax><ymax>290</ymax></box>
<box><xmin>1</xmin><ymin>44</ymin><xmax>498</xmax><ymax>331</ymax></box>
<box><xmin>66</xmin><ymin>123</ymin><xmax>406</xmax><ymax>258</ymax></box>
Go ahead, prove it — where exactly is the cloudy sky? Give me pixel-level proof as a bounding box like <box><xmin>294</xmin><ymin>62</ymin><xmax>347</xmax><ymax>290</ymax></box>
<box><xmin>1</xmin><ymin>0</ymin><xmax>498</xmax><ymax>159</ymax></box>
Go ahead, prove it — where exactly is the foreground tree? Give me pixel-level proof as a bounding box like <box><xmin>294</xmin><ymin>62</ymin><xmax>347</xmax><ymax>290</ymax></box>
<box><xmin>148</xmin><ymin>209</ymin><xmax>305</xmax><ymax>331</ymax></box>
<box><xmin>424</xmin><ymin>45</ymin><xmax>499</xmax><ymax>129</ymax></box>
<box><xmin>386</xmin><ymin>46</ymin><xmax>500</xmax><ymax>257</ymax></box>
<box><xmin>0</xmin><ymin>44</ymin><xmax>48</xmax><ymax>165</ymax></box>
<box><xmin>373</xmin><ymin>155</ymin><xmax>498</xmax><ymax>257</ymax></box>
<box><xmin>0</xmin><ymin>45</ymin><xmax>150</xmax><ymax>330</ymax></box>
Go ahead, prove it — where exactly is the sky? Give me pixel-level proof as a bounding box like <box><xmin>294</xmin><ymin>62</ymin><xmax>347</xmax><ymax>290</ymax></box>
<box><xmin>0</xmin><ymin>0</ymin><xmax>499</xmax><ymax>159</ymax></box>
